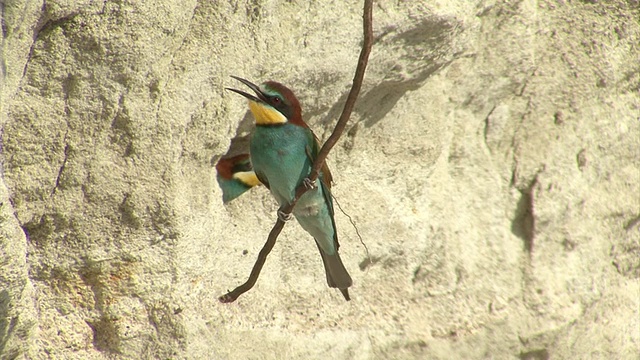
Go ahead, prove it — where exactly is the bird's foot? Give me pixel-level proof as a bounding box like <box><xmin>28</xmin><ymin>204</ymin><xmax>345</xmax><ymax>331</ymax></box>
<box><xmin>303</xmin><ymin>177</ymin><xmax>316</xmax><ymax>190</ymax></box>
<box><xmin>277</xmin><ymin>209</ymin><xmax>293</xmax><ymax>222</ymax></box>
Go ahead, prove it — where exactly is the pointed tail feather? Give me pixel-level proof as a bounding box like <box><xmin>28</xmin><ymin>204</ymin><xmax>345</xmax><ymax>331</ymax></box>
<box><xmin>339</xmin><ymin>288</ymin><xmax>351</xmax><ymax>301</ymax></box>
<box><xmin>316</xmin><ymin>243</ymin><xmax>352</xmax><ymax>301</ymax></box>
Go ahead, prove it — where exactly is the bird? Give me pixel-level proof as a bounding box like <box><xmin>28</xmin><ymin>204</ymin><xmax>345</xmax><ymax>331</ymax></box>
<box><xmin>226</xmin><ymin>76</ymin><xmax>353</xmax><ymax>300</ymax></box>
<box><xmin>215</xmin><ymin>153</ymin><xmax>261</xmax><ymax>203</ymax></box>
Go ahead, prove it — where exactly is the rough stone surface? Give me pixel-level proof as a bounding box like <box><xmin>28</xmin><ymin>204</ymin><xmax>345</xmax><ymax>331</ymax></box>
<box><xmin>1</xmin><ymin>0</ymin><xmax>639</xmax><ymax>359</ymax></box>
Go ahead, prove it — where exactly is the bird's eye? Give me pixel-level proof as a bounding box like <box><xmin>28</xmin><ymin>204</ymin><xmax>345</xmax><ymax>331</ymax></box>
<box><xmin>272</xmin><ymin>96</ymin><xmax>282</xmax><ymax>105</ymax></box>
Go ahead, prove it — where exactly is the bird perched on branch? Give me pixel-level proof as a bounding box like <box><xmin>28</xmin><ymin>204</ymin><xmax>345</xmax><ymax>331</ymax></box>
<box><xmin>227</xmin><ymin>76</ymin><xmax>352</xmax><ymax>300</ymax></box>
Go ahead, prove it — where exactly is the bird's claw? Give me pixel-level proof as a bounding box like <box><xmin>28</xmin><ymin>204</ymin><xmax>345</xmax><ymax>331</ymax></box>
<box><xmin>277</xmin><ymin>210</ymin><xmax>293</xmax><ymax>222</ymax></box>
<box><xmin>303</xmin><ymin>177</ymin><xmax>316</xmax><ymax>190</ymax></box>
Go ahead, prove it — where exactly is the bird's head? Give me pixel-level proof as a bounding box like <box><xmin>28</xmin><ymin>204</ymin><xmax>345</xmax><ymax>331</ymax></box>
<box><xmin>226</xmin><ymin>76</ymin><xmax>305</xmax><ymax>127</ymax></box>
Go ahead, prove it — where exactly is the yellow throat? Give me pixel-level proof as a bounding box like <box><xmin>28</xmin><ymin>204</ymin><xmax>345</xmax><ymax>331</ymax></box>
<box><xmin>248</xmin><ymin>101</ymin><xmax>287</xmax><ymax>125</ymax></box>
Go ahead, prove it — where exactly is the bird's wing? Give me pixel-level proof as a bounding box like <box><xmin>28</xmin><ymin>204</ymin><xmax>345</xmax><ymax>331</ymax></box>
<box><xmin>305</xmin><ymin>129</ymin><xmax>339</xmax><ymax>249</ymax></box>
<box><xmin>305</xmin><ymin>130</ymin><xmax>333</xmax><ymax>187</ymax></box>
<box><xmin>216</xmin><ymin>154</ymin><xmax>263</xmax><ymax>203</ymax></box>
<box><xmin>255</xmin><ymin>170</ymin><xmax>270</xmax><ymax>190</ymax></box>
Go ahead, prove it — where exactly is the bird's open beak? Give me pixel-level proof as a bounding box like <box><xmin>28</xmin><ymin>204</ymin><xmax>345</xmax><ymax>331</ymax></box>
<box><xmin>226</xmin><ymin>76</ymin><xmax>266</xmax><ymax>103</ymax></box>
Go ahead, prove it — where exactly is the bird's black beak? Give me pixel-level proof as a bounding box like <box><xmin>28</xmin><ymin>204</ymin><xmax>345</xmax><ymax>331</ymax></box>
<box><xmin>226</xmin><ymin>76</ymin><xmax>266</xmax><ymax>103</ymax></box>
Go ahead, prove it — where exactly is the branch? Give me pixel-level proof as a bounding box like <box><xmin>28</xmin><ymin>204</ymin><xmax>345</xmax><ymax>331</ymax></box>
<box><xmin>219</xmin><ymin>0</ymin><xmax>373</xmax><ymax>303</ymax></box>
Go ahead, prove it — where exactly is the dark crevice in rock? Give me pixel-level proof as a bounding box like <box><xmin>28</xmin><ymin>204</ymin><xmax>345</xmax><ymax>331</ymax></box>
<box><xmin>51</xmin><ymin>140</ymin><xmax>69</xmax><ymax>196</ymax></box>
<box><xmin>22</xmin><ymin>213</ymin><xmax>68</xmax><ymax>247</ymax></box>
<box><xmin>516</xmin><ymin>67</ymin><xmax>538</xmax><ymax>97</ymax></box>
<box><xmin>511</xmin><ymin>176</ymin><xmax>537</xmax><ymax>253</ymax></box>
<box><xmin>0</xmin><ymin>3</ymin><xmax>6</xmax><ymax>40</ymax></box>
<box><xmin>482</xmin><ymin>104</ymin><xmax>498</xmax><ymax>150</ymax></box>
<box><xmin>85</xmin><ymin>316</ymin><xmax>122</xmax><ymax>355</ymax></box>
<box><xmin>576</xmin><ymin>148</ymin><xmax>587</xmax><ymax>171</ymax></box>
<box><xmin>20</xmin><ymin>33</ymin><xmax>37</xmax><ymax>86</ymax></box>
<box><xmin>109</xmin><ymin>97</ymin><xmax>137</xmax><ymax>158</ymax></box>
<box><xmin>1</xmin><ymin>3</ymin><xmax>7</xmax><ymax>79</ymax></box>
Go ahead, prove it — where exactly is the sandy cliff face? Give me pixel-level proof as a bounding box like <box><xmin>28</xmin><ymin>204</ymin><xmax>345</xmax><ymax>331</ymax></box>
<box><xmin>1</xmin><ymin>1</ymin><xmax>638</xmax><ymax>358</ymax></box>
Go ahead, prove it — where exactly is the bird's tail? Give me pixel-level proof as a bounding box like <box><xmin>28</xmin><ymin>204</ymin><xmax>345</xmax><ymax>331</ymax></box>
<box><xmin>316</xmin><ymin>243</ymin><xmax>352</xmax><ymax>301</ymax></box>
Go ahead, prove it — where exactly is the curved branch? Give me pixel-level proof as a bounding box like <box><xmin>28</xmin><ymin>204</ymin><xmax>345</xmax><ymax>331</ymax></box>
<box><xmin>220</xmin><ymin>0</ymin><xmax>374</xmax><ymax>303</ymax></box>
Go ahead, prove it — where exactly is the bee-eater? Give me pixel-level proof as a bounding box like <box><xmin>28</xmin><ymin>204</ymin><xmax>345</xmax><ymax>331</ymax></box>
<box><xmin>227</xmin><ymin>76</ymin><xmax>353</xmax><ymax>300</ymax></box>
<box><xmin>216</xmin><ymin>154</ymin><xmax>261</xmax><ymax>203</ymax></box>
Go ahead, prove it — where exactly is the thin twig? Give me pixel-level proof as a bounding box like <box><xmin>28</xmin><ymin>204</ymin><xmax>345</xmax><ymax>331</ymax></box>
<box><xmin>219</xmin><ymin>0</ymin><xmax>373</xmax><ymax>303</ymax></box>
<box><xmin>331</xmin><ymin>193</ymin><xmax>370</xmax><ymax>267</ymax></box>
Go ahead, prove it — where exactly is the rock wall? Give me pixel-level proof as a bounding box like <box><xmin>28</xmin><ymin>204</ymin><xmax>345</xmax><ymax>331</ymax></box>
<box><xmin>1</xmin><ymin>0</ymin><xmax>638</xmax><ymax>358</ymax></box>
